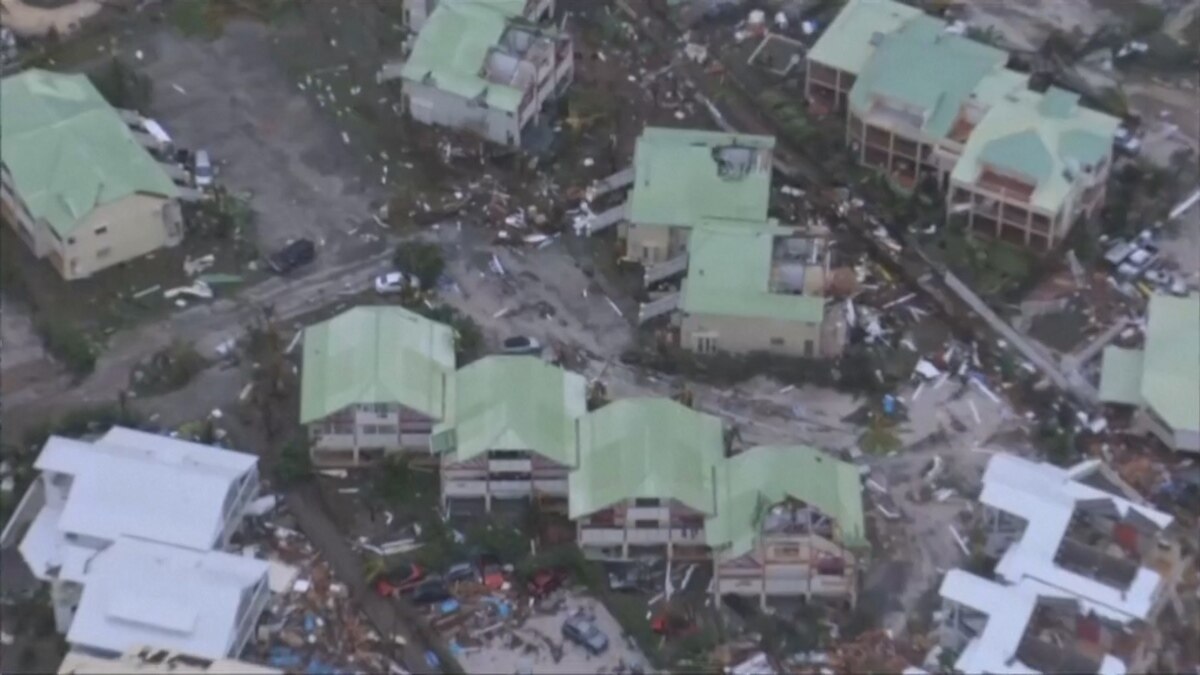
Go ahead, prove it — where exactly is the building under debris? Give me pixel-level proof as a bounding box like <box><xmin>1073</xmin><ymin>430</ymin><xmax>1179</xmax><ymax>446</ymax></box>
<box><xmin>1098</xmin><ymin>293</ymin><xmax>1200</xmax><ymax>454</ymax></box>
<box><xmin>433</xmin><ymin>354</ymin><xmax>586</xmax><ymax>513</ymax></box>
<box><xmin>806</xmin><ymin>0</ymin><xmax>1120</xmax><ymax>250</ymax></box>
<box><xmin>937</xmin><ymin>453</ymin><xmax>1185</xmax><ymax>673</ymax></box>
<box><xmin>0</xmin><ymin>428</ymin><xmax>267</xmax><ymax>660</ymax></box>
<box><xmin>58</xmin><ymin>647</ymin><xmax>282</xmax><ymax>674</ymax></box>
<box><xmin>0</xmin><ymin>69</ymin><xmax>186</xmax><ymax>279</ymax></box>
<box><xmin>395</xmin><ymin>0</ymin><xmax>572</xmax><ymax>147</ymax></box>
<box><xmin>300</xmin><ymin>305</ymin><xmax>456</xmax><ymax>467</ymax></box>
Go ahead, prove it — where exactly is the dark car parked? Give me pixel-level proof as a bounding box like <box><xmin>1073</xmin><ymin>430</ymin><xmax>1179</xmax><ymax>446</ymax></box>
<box><xmin>410</xmin><ymin>578</ymin><xmax>451</xmax><ymax>604</ymax></box>
<box><xmin>267</xmin><ymin>238</ymin><xmax>315</xmax><ymax>274</ymax></box>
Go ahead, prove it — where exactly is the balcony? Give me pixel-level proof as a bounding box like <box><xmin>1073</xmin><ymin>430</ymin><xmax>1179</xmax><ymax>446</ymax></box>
<box><xmin>579</xmin><ymin>527</ymin><xmax>625</xmax><ymax>546</ymax></box>
<box><xmin>490</xmin><ymin>480</ymin><xmax>534</xmax><ymax>498</ymax></box>
<box><xmin>531</xmin><ymin>478</ymin><xmax>568</xmax><ymax>495</ymax></box>
<box><xmin>489</xmin><ymin>459</ymin><xmax>532</xmax><ymax>474</ymax></box>
<box><xmin>976</xmin><ymin>169</ymin><xmax>1035</xmax><ymax>203</ymax></box>
<box><xmin>444</xmin><ymin>480</ymin><xmax>488</xmax><ymax>497</ymax></box>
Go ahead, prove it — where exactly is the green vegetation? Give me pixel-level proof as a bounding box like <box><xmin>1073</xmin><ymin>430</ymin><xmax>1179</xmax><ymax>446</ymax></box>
<box><xmin>412</xmin><ymin>303</ymin><xmax>484</xmax><ymax>364</ymax></box>
<box><xmin>393</xmin><ymin>241</ymin><xmax>446</xmax><ymax>290</ymax></box>
<box><xmin>35</xmin><ymin>318</ymin><xmax>97</xmax><ymax>377</ymax></box>
<box><xmin>859</xmin><ymin>412</ymin><xmax>903</xmax><ymax>455</ymax></box>
<box><xmin>276</xmin><ymin>437</ymin><xmax>313</xmax><ymax>485</ymax></box>
<box><xmin>168</xmin><ymin>0</ymin><xmax>223</xmax><ymax>39</ymax></box>
<box><xmin>89</xmin><ymin>58</ymin><xmax>153</xmax><ymax>111</ymax></box>
<box><xmin>21</xmin><ymin>403</ymin><xmax>144</xmax><ymax>450</ymax></box>
<box><xmin>929</xmin><ymin>224</ymin><xmax>1035</xmax><ymax>298</ymax></box>
<box><xmin>131</xmin><ymin>341</ymin><xmax>208</xmax><ymax>396</ymax></box>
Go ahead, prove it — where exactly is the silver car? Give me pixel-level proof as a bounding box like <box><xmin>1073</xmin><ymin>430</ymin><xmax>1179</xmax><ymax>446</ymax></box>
<box><xmin>193</xmin><ymin>149</ymin><xmax>214</xmax><ymax>188</ymax></box>
<box><xmin>562</xmin><ymin>615</ymin><xmax>608</xmax><ymax>655</ymax></box>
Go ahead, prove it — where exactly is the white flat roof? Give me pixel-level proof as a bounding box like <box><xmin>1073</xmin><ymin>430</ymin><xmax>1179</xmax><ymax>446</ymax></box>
<box><xmin>66</xmin><ymin>537</ymin><xmax>268</xmax><ymax>659</ymax></box>
<box><xmin>59</xmin><ymin>650</ymin><xmax>281</xmax><ymax>674</ymax></box>
<box><xmin>980</xmin><ymin>453</ymin><xmax>1172</xmax><ymax>623</ymax></box>
<box><xmin>33</xmin><ymin>430</ymin><xmax>257</xmax><ymax>550</ymax></box>
<box><xmin>940</xmin><ymin>570</ymin><xmax>1128</xmax><ymax>675</ymax></box>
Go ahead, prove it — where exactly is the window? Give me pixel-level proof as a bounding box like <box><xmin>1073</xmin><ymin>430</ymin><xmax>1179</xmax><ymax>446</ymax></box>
<box><xmin>696</xmin><ymin>334</ymin><xmax>718</xmax><ymax>354</ymax></box>
<box><xmin>634</xmin><ymin>519</ymin><xmax>659</xmax><ymax>529</ymax></box>
<box><xmin>772</xmin><ymin>544</ymin><xmax>802</xmax><ymax>558</ymax></box>
<box><xmin>96</xmin><ymin>247</ymin><xmax>111</xmax><ymax>260</ymax></box>
<box><xmin>94</xmin><ymin>226</ymin><xmax>108</xmax><ymax>236</ymax></box>
<box><xmin>67</xmin><ymin>237</ymin><xmax>75</xmax><ymax>245</ymax></box>
<box><xmin>374</xmin><ymin>403</ymin><xmax>392</xmax><ymax>415</ymax></box>
<box><xmin>490</xmin><ymin>450</ymin><xmax>526</xmax><ymax>460</ymax></box>
<box><xmin>803</xmin><ymin>340</ymin><xmax>814</xmax><ymax>357</ymax></box>
<box><xmin>770</xmin><ymin>337</ymin><xmax>785</xmax><ymax>346</ymax></box>
<box><xmin>634</xmin><ymin>498</ymin><xmax>660</xmax><ymax>508</ymax></box>
<box><xmin>361</xmin><ymin>424</ymin><xmax>378</xmax><ymax>435</ymax></box>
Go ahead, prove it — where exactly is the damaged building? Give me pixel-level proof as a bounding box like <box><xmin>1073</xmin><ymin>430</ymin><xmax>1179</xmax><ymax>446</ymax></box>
<box><xmin>587</xmin><ymin>127</ymin><xmax>843</xmax><ymax>356</ymax></box>
<box><xmin>1099</xmin><ymin>293</ymin><xmax>1200</xmax><ymax>454</ymax></box>
<box><xmin>393</xmin><ymin>0</ymin><xmax>572</xmax><ymax>147</ymax></box>
<box><xmin>58</xmin><ymin>647</ymin><xmax>282</xmax><ymax>674</ymax></box>
<box><xmin>0</xmin><ymin>69</ymin><xmax>185</xmax><ymax>280</ymax></box>
<box><xmin>432</xmin><ymin>355</ymin><xmax>586</xmax><ymax>514</ymax></box>
<box><xmin>806</xmin><ymin>0</ymin><xmax>1120</xmax><ymax>250</ymax></box>
<box><xmin>300</xmin><ymin>306</ymin><xmax>456</xmax><ymax>467</ymax></box>
<box><xmin>937</xmin><ymin>453</ymin><xmax>1186</xmax><ymax>673</ymax></box>
<box><xmin>0</xmin><ymin>429</ymin><xmax>268</xmax><ymax>660</ymax></box>
<box><xmin>568</xmin><ymin>399</ymin><xmax>867</xmax><ymax>606</ymax></box>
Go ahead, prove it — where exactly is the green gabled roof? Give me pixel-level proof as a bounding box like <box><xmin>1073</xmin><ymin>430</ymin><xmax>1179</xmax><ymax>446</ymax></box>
<box><xmin>848</xmin><ymin>15</ymin><xmax>1008</xmax><ymax>140</ymax></box>
<box><xmin>300</xmin><ymin>306</ymin><xmax>456</xmax><ymax>423</ymax></box>
<box><xmin>628</xmin><ymin>127</ymin><xmax>775</xmax><ymax>228</ymax></box>
<box><xmin>952</xmin><ymin>87</ymin><xmax>1120</xmax><ymax>214</ymax></box>
<box><xmin>1140</xmin><ymin>294</ymin><xmax>1200</xmax><ymax>433</ymax></box>
<box><xmin>431</xmin><ymin>356</ymin><xmax>587</xmax><ymax>465</ymax></box>
<box><xmin>1098</xmin><ymin>346</ymin><xmax>1144</xmax><ymax>406</ymax></box>
<box><xmin>568</xmin><ymin>398</ymin><xmax>725</xmax><ymax>518</ymax></box>
<box><xmin>806</xmin><ymin>0</ymin><xmax>923</xmax><ymax>76</ymax></box>
<box><xmin>0</xmin><ymin>69</ymin><xmax>178</xmax><ymax>238</ymax></box>
<box><xmin>400</xmin><ymin>0</ymin><xmax>528</xmax><ymax>112</ymax></box>
<box><xmin>707</xmin><ymin>446</ymin><xmax>866</xmax><ymax>558</ymax></box>
<box><xmin>681</xmin><ymin>227</ymin><xmax>826</xmax><ymax>323</ymax></box>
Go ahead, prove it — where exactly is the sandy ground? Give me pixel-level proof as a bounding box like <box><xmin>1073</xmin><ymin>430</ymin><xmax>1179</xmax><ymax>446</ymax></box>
<box><xmin>0</xmin><ymin>0</ymin><xmax>100</xmax><ymax>38</ymax></box>
<box><xmin>458</xmin><ymin>591</ymin><xmax>648</xmax><ymax>675</ymax></box>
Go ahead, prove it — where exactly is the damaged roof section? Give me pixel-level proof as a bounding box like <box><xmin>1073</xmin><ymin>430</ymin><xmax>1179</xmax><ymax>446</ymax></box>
<box><xmin>805</xmin><ymin>0</ymin><xmax>922</xmax><ymax>76</ymax></box>
<box><xmin>1098</xmin><ymin>293</ymin><xmax>1200</xmax><ymax>438</ymax></box>
<box><xmin>300</xmin><ymin>306</ymin><xmax>456</xmax><ymax>423</ymax></box>
<box><xmin>431</xmin><ymin>355</ymin><xmax>587</xmax><ymax>466</ymax></box>
<box><xmin>400</xmin><ymin>0</ymin><xmax>560</xmax><ymax>112</ymax></box>
<box><xmin>568</xmin><ymin>398</ymin><xmax>725</xmax><ymax>518</ymax></box>
<box><xmin>708</xmin><ymin>445</ymin><xmax>866</xmax><ymax>558</ymax></box>
<box><xmin>681</xmin><ymin>227</ymin><xmax>828</xmax><ymax>323</ymax></box>
<box><xmin>628</xmin><ymin>127</ymin><xmax>775</xmax><ymax>227</ymax></box>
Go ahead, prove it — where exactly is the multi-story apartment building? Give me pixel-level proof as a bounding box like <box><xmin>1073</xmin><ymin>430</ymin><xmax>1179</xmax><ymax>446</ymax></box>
<box><xmin>807</xmin><ymin>0</ymin><xmax>1121</xmax><ymax>249</ymax></box>
<box><xmin>953</xmin><ymin>453</ymin><xmax>1185</xmax><ymax>673</ymax></box>
<box><xmin>433</xmin><ymin>355</ymin><xmax>586</xmax><ymax>513</ymax></box>
<box><xmin>948</xmin><ymin>87</ymin><xmax>1120</xmax><ymax>250</ymax></box>
<box><xmin>0</xmin><ymin>428</ymin><xmax>265</xmax><ymax>658</ymax></box>
<box><xmin>1099</xmin><ymin>293</ymin><xmax>1199</xmax><ymax>453</ymax></box>
<box><xmin>708</xmin><ymin>446</ymin><xmax>867</xmax><ymax>608</ymax></box>
<box><xmin>398</xmin><ymin>0</ymin><xmax>572</xmax><ymax>147</ymax></box>
<box><xmin>1</xmin><ymin>69</ymin><xmax>183</xmax><ymax>280</ymax></box>
<box><xmin>300</xmin><ymin>306</ymin><xmax>456</xmax><ymax>467</ymax></box>
<box><xmin>403</xmin><ymin>0</ymin><xmax>553</xmax><ymax>32</ymax></box>
<box><xmin>569</xmin><ymin>398</ymin><xmax>867</xmax><ymax>606</ymax></box>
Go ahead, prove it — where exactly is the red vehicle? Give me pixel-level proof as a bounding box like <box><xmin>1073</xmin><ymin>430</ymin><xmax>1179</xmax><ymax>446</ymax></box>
<box><xmin>526</xmin><ymin>568</ymin><xmax>567</xmax><ymax>598</ymax></box>
<box><xmin>373</xmin><ymin>563</ymin><xmax>424</xmax><ymax>598</ymax></box>
<box><xmin>479</xmin><ymin>554</ymin><xmax>506</xmax><ymax>591</ymax></box>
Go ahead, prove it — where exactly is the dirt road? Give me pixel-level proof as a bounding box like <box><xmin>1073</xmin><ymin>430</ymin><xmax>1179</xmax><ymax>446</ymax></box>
<box><xmin>4</xmin><ymin>247</ymin><xmax>396</xmax><ymax>422</ymax></box>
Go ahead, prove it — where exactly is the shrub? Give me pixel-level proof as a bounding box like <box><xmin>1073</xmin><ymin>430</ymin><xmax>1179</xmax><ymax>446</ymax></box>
<box><xmin>36</xmin><ymin>319</ymin><xmax>96</xmax><ymax>377</ymax></box>
<box><xmin>276</xmin><ymin>437</ymin><xmax>312</xmax><ymax>486</ymax></box>
<box><xmin>21</xmin><ymin>404</ymin><xmax>143</xmax><ymax>450</ymax></box>
<box><xmin>393</xmin><ymin>242</ymin><xmax>446</xmax><ymax>290</ymax></box>
<box><xmin>89</xmin><ymin>58</ymin><xmax>153</xmax><ymax>111</ymax></box>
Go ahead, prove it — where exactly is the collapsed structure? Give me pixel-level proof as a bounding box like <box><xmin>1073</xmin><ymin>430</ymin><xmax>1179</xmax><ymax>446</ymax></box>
<box><xmin>806</xmin><ymin>0</ymin><xmax>1120</xmax><ymax>250</ymax></box>
<box><xmin>0</xmin><ymin>69</ymin><xmax>185</xmax><ymax>279</ymax></box>
<box><xmin>586</xmin><ymin>127</ymin><xmax>845</xmax><ymax>356</ymax></box>
<box><xmin>1099</xmin><ymin>293</ymin><xmax>1200</xmax><ymax>454</ymax></box>
<box><xmin>938</xmin><ymin>454</ymin><xmax>1184</xmax><ymax>674</ymax></box>
<box><xmin>0</xmin><ymin>428</ymin><xmax>268</xmax><ymax>660</ymax></box>
<box><xmin>300</xmin><ymin>305</ymin><xmax>457</xmax><ymax>467</ymax></box>
<box><xmin>394</xmin><ymin>0</ymin><xmax>572</xmax><ymax>147</ymax></box>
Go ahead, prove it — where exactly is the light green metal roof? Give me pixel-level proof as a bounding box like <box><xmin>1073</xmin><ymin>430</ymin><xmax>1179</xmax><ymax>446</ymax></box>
<box><xmin>707</xmin><ymin>446</ymin><xmax>867</xmax><ymax>558</ymax></box>
<box><xmin>399</xmin><ymin>0</ymin><xmax>530</xmax><ymax>112</ymax></box>
<box><xmin>431</xmin><ymin>355</ymin><xmax>586</xmax><ymax>465</ymax></box>
<box><xmin>1140</xmin><ymin>293</ymin><xmax>1200</xmax><ymax>433</ymax></box>
<box><xmin>1098</xmin><ymin>346</ymin><xmax>1145</xmax><ymax>406</ymax></box>
<box><xmin>628</xmin><ymin>127</ymin><xmax>775</xmax><ymax>228</ymax></box>
<box><xmin>806</xmin><ymin>0</ymin><xmax>922</xmax><ymax>76</ymax></box>
<box><xmin>951</xmin><ymin>87</ymin><xmax>1120</xmax><ymax>214</ymax></box>
<box><xmin>848</xmin><ymin>15</ymin><xmax>1008</xmax><ymax>141</ymax></box>
<box><xmin>681</xmin><ymin>228</ymin><xmax>826</xmax><ymax>323</ymax></box>
<box><xmin>0</xmin><ymin>69</ymin><xmax>178</xmax><ymax>238</ymax></box>
<box><xmin>300</xmin><ymin>306</ymin><xmax>456</xmax><ymax>423</ymax></box>
<box><xmin>567</xmin><ymin>398</ymin><xmax>725</xmax><ymax>518</ymax></box>
<box><xmin>968</xmin><ymin>68</ymin><xmax>1031</xmax><ymax>109</ymax></box>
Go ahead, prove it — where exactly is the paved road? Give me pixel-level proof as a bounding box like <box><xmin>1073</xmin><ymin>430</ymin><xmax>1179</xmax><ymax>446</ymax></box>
<box><xmin>4</xmin><ymin>247</ymin><xmax>396</xmax><ymax>417</ymax></box>
<box><xmin>286</xmin><ymin>484</ymin><xmax>457</xmax><ymax>675</ymax></box>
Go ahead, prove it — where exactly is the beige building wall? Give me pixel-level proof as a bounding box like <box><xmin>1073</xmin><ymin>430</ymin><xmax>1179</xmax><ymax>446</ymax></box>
<box><xmin>681</xmin><ymin>312</ymin><xmax>826</xmax><ymax>357</ymax></box>
<box><xmin>55</xmin><ymin>193</ymin><xmax>182</xmax><ymax>280</ymax></box>
<box><xmin>623</xmin><ymin>223</ymin><xmax>682</xmax><ymax>265</ymax></box>
<box><xmin>715</xmin><ymin>533</ymin><xmax>859</xmax><ymax>607</ymax></box>
<box><xmin>308</xmin><ymin>403</ymin><xmax>436</xmax><ymax>467</ymax></box>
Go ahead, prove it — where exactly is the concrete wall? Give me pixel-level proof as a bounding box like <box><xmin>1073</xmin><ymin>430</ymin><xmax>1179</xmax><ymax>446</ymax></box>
<box><xmin>403</xmin><ymin>81</ymin><xmax>522</xmax><ymax>146</ymax></box>
<box><xmin>309</xmin><ymin>403</ymin><xmax>437</xmax><ymax>467</ymax></box>
<box><xmin>624</xmin><ymin>224</ymin><xmax>685</xmax><ymax>264</ymax></box>
<box><xmin>681</xmin><ymin>311</ymin><xmax>825</xmax><ymax>357</ymax></box>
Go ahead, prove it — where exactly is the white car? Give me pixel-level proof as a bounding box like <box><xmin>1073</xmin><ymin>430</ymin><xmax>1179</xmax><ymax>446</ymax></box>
<box><xmin>374</xmin><ymin>271</ymin><xmax>418</xmax><ymax>295</ymax></box>
<box><xmin>193</xmin><ymin>149</ymin><xmax>214</xmax><ymax>188</ymax></box>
